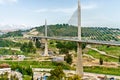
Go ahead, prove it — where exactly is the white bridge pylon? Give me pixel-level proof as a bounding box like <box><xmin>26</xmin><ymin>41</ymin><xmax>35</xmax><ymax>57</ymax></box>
<box><xmin>76</xmin><ymin>0</ymin><xmax>84</xmax><ymax>76</ymax></box>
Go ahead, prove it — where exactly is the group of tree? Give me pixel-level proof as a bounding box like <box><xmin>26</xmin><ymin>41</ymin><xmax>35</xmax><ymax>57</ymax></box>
<box><xmin>11</xmin><ymin>65</ymin><xmax>32</xmax><ymax>76</ymax></box>
<box><xmin>47</xmin><ymin>66</ymin><xmax>81</xmax><ymax>80</ymax></box>
<box><xmin>0</xmin><ymin>39</ymin><xmax>21</xmax><ymax>47</ymax></box>
<box><xmin>56</xmin><ymin>41</ymin><xmax>77</xmax><ymax>53</ymax></box>
<box><xmin>56</xmin><ymin>41</ymin><xmax>86</xmax><ymax>53</ymax></box>
<box><xmin>55</xmin><ymin>41</ymin><xmax>86</xmax><ymax>65</ymax></box>
<box><xmin>0</xmin><ymin>30</ymin><xmax>23</xmax><ymax>38</ymax></box>
<box><xmin>20</xmin><ymin>41</ymin><xmax>36</xmax><ymax>53</ymax></box>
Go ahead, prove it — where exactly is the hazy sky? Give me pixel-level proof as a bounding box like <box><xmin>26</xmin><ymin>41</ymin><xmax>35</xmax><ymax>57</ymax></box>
<box><xmin>0</xmin><ymin>0</ymin><xmax>120</xmax><ymax>28</ymax></box>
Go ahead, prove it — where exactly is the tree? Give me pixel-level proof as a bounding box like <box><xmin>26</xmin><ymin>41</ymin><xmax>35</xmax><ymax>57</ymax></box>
<box><xmin>47</xmin><ymin>66</ymin><xmax>65</xmax><ymax>80</ymax></box>
<box><xmin>119</xmin><ymin>56</ymin><xmax>120</xmax><ymax>63</ymax></box>
<box><xmin>20</xmin><ymin>42</ymin><xmax>28</xmax><ymax>52</ymax></box>
<box><xmin>99</xmin><ymin>57</ymin><xmax>103</xmax><ymax>65</ymax></box>
<box><xmin>35</xmin><ymin>39</ymin><xmax>41</xmax><ymax>48</ymax></box>
<box><xmin>64</xmin><ymin>54</ymin><xmax>73</xmax><ymax>65</ymax></box>
<box><xmin>20</xmin><ymin>41</ymin><xmax>36</xmax><ymax>53</ymax></box>
<box><xmin>82</xmin><ymin>43</ymin><xmax>86</xmax><ymax>49</ymax></box>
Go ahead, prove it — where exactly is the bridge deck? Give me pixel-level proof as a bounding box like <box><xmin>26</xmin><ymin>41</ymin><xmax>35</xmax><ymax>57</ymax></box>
<box><xmin>31</xmin><ymin>36</ymin><xmax>120</xmax><ymax>46</ymax></box>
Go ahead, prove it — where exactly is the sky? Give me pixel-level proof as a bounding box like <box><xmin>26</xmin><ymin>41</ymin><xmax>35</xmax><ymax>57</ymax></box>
<box><xmin>0</xmin><ymin>0</ymin><xmax>120</xmax><ymax>30</ymax></box>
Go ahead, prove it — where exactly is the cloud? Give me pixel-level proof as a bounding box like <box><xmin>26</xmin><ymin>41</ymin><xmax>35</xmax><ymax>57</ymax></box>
<box><xmin>35</xmin><ymin>4</ymin><xmax>97</xmax><ymax>14</ymax></box>
<box><xmin>0</xmin><ymin>0</ymin><xmax>18</xmax><ymax>4</ymax></box>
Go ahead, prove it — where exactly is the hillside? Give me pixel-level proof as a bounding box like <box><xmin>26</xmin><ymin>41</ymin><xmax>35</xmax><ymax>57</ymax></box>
<box><xmin>0</xmin><ymin>24</ymin><xmax>120</xmax><ymax>42</ymax></box>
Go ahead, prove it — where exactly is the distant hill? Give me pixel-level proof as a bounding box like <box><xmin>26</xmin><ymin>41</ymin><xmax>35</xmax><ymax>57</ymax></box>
<box><xmin>1</xmin><ymin>24</ymin><xmax>120</xmax><ymax>41</ymax></box>
<box><xmin>34</xmin><ymin>24</ymin><xmax>120</xmax><ymax>41</ymax></box>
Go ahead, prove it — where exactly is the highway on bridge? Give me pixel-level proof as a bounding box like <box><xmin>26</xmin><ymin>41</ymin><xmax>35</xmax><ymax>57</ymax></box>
<box><xmin>31</xmin><ymin>36</ymin><xmax>120</xmax><ymax>46</ymax></box>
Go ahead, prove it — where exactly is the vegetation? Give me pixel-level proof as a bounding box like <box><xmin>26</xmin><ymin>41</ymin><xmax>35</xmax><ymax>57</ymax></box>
<box><xmin>56</xmin><ymin>41</ymin><xmax>77</xmax><ymax>52</ymax></box>
<box><xmin>0</xmin><ymin>72</ymin><xmax>18</xmax><ymax>80</ymax></box>
<box><xmin>23</xmin><ymin>75</ymin><xmax>32</xmax><ymax>80</ymax></box>
<box><xmin>0</xmin><ymin>30</ymin><xmax>23</xmax><ymax>38</ymax></box>
<box><xmin>0</xmin><ymin>48</ymin><xmax>22</xmax><ymax>55</ymax></box>
<box><xmin>0</xmin><ymin>72</ymin><xmax>9</xmax><ymax>80</ymax></box>
<box><xmin>99</xmin><ymin>57</ymin><xmax>103</xmax><ymax>65</ymax></box>
<box><xmin>20</xmin><ymin>41</ymin><xmax>36</xmax><ymax>53</ymax></box>
<box><xmin>35</xmin><ymin>24</ymin><xmax>120</xmax><ymax>41</ymax></box>
<box><xmin>47</xmin><ymin>66</ymin><xmax>65</xmax><ymax>80</ymax></box>
<box><xmin>119</xmin><ymin>56</ymin><xmax>120</xmax><ymax>63</ymax></box>
<box><xmin>86</xmin><ymin>49</ymin><xmax>118</xmax><ymax>62</ymax></box>
<box><xmin>35</xmin><ymin>39</ymin><xmax>41</xmax><ymax>48</ymax></box>
<box><xmin>67</xmin><ymin>75</ymin><xmax>81</xmax><ymax>80</ymax></box>
<box><xmin>96</xmin><ymin>45</ymin><xmax>120</xmax><ymax>57</ymax></box>
<box><xmin>0</xmin><ymin>39</ymin><xmax>21</xmax><ymax>47</ymax></box>
<box><xmin>64</xmin><ymin>54</ymin><xmax>73</xmax><ymax>65</ymax></box>
<box><xmin>84</xmin><ymin>66</ymin><xmax>120</xmax><ymax>76</ymax></box>
<box><xmin>0</xmin><ymin>61</ymin><xmax>71</xmax><ymax>70</ymax></box>
<box><xmin>10</xmin><ymin>74</ymin><xmax>19</xmax><ymax>80</ymax></box>
<box><xmin>0</xmin><ymin>24</ymin><xmax>120</xmax><ymax>41</ymax></box>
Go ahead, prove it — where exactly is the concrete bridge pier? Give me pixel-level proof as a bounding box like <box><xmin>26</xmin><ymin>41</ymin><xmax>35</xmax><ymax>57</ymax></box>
<box><xmin>76</xmin><ymin>42</ymin><xmax>83</xmax><ymax>77</ymax></box>
<box><xmin>43</xmin><ymin>38</ymin><xmax>49</xmax><ymax>56</ymax></box>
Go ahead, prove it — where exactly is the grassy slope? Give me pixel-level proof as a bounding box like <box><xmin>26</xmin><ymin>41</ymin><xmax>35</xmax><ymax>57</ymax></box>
<box><xmin>86</xmin><ymin>49</ymin><xmax>118</xmax><ymax>62</ymax></box>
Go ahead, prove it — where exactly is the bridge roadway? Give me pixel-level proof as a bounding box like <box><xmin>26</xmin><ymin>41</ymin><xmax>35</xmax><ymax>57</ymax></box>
<box><xmin>31</xmin><ymin>36</ymin><xmax>120</xmax><ymax>46</ymax></box>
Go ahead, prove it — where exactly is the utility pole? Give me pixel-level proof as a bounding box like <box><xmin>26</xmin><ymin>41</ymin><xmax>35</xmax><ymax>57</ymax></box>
<box><xmin>76</xmin><ymin>0</ymin><xmax>84</xmax><ymax>77</ymax></box>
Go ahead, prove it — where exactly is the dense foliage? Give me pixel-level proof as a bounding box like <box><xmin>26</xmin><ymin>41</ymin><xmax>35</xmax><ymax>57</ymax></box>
<box><xmin>64</xmin><ymin>54</ymin><xmax>73</xmax><ymax>65</ymax></box>
<box><xmin>20</xmin><ymin>41</ymin><xmax>36</xmax><ymax>53</ymax></box>
<box><xmin>0</xmin><ymin>39</ymin><xmax>21</xmax><ymax>47</ymax></box>
<box><xmin>56</xmin><ymin>41</ymin><xmax>77</xmax><ymax>53</ymax></box>
<box><xmin>56</xmin><ymin>41</ymin><xmax>86</xmax><ymax>54</ymax></box>
<box><xmin>35</xmin><ymin>39</ymin><xmax>41</xmax><ymax>48</ymax></box>
<box><xmin>12</xmin><ymin>65</ymin><xmax>32</xmax><ymax>76</ymax></box>
<box><xmin>36</xmin><ymin>24</ymin><xmax>77</xmax><ymax>37</ymax></box>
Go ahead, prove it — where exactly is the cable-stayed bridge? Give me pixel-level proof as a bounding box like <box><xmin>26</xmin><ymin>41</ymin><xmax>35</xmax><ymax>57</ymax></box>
<box><xmin>29</xmin><ymin>0</ymin><xmax>120</xmax><ymax>77</ymax></box>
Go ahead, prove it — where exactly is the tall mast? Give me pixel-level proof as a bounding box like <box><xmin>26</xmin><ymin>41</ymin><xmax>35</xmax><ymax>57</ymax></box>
<box><xmin>78</xmin><ymin>0</ymin><xmax>81</xmax><ymax>40</ymax></box>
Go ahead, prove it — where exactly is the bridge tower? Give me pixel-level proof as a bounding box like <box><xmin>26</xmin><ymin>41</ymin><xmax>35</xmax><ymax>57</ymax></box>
<box><xmin>43</xmin><ymin>20</ymin><xmax>49</xmax><ymax>56</ymax></box>
<box><xmin>76</xmin><ymin>0</ymin><xmax>84</xmax><ymax>76</ymax></box>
